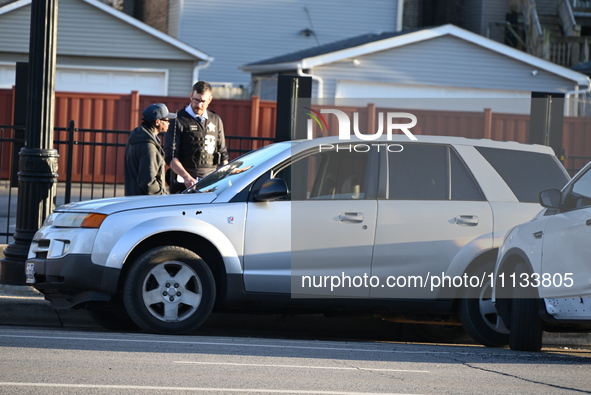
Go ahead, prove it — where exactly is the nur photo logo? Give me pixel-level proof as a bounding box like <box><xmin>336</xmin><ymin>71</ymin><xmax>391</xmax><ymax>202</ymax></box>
<box><xmin>305</xmin><ymin>108</ymin><xmax>418</xmax><ymax>141</ymax></box>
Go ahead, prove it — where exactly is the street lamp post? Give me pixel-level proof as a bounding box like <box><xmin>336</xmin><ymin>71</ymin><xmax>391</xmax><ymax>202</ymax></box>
<box><xmin>0</xmin><ymin>0</ymin><xmax>59</xmax><ymax>284</ymax></box>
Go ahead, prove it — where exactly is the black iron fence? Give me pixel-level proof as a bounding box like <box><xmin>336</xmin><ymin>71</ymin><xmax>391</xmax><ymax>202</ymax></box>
<box><xmin>0</xmin><ymin>122</ymin><xmax>277</xmax><ymax>243</ymax></box>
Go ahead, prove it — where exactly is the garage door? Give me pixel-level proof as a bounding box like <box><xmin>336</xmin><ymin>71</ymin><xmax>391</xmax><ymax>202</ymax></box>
<box><xmin>0</xmin><ymin>63</ymin><xmax>167</xmax><ymax>95</ymax></box>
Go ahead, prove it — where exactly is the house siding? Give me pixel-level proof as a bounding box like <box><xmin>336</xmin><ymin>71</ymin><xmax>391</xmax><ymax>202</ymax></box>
<box><xmin>462</xmin><ymin>0</ymin><xmax>511</xmax><ymax>43</ymax></box>
<box><xmin>463</xmin><ymin>0</ymin><xmax>484</xmax><ymax>36</ymax></box>
<box><xmin>176</xmin><ymin>0</ymin><xmax>399</xmax><ymax>85</ymax></box>
<box><xmin>167</xmin><ymin>0</ymin><xmax>181</xmax><ymax>37</ymax></box>
<box><xmin>310</xmin><ymin>35</ymin><xmax>577</xmax><ymax>98</ymax></box>
<box><xmin>0</xmin><ymin>0</ymin><xmax>195</xmax><ymax>60</ymax></box>
<box><xmin>0</xmin><ymin>4</ymin><xmax>31</xmax><ymax>52</ymax></box>
<box><xmin>0</xmin><ymin>0</ymin><xmax>204</xmax><ymax>96</ymax></box>
<box><xmin>483</xmin><ymin>0</ymin><xmax>511</xmax><ymax>43</ymax></box>
<box><xmin>58</xmin><ymin>0</ymin><xmax>194</xmax><ymax>60</ymax></box>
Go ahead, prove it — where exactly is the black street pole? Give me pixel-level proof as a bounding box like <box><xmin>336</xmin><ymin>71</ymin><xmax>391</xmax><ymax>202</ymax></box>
<box><xmin>275</xmin><ymin>75</ymin><xmax>312</xmax><ymax>141</ymax></box>
<box><xmin>0</xmin><ymin>0</ymin><xmax>59</xmax><ymax>285</ymax></box>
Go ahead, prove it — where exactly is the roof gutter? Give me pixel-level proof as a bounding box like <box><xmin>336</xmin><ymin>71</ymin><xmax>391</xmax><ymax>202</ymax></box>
<box><xmin>192</xmin><ymin>59</ymin><xmax>211</xmax><ymax>84</ymax></box>
<box><xmin>297</xmin><ymin>65</ymin><xmax>323</xmax><ymax>99</ymax></box>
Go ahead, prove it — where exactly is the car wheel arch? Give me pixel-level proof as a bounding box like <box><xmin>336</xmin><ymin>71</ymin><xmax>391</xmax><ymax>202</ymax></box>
<box><xmin>118</xmin><ymin>231</ymin><xmax>228</xmax><ymax>304</ymax></box>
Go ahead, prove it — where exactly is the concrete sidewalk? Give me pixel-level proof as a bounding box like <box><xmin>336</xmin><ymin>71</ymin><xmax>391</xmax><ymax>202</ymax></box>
<box><xmin>1</xmin><ymin>246</ymin><xmax>590</xmax><ymax>348</ymax></box>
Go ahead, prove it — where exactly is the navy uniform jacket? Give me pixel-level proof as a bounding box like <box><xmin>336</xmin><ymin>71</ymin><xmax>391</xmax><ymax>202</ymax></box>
<box><xmin>163</xmin><ymin>108</ymin><xmax>229</xmax><ymax>179</ymax></box>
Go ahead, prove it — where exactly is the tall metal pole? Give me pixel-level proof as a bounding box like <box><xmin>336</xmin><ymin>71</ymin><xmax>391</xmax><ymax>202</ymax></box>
<box><xmin>0</xmin><ymin>0</ymin><xmax>59</xmax><ymax>284</ymax></box>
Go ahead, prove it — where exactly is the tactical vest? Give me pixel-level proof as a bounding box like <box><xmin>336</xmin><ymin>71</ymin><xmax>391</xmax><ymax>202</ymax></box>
<box><xmin>178</xmin><ymin>121</ymin><xmax>216</xmax><ymax>170</ymax></box>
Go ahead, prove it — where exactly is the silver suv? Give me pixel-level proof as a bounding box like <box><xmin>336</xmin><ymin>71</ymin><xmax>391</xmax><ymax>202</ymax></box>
<box><xmin>25</xmin><ymin>135</ymin><xmax>569</xmax><ymax>345</ymax></box>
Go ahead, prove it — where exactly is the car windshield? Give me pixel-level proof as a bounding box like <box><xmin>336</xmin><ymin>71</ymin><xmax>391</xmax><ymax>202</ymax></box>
<box><xmin>189</xmin><ymin>142</ymin><xmax>293</xmax><ymax>196</ymax></box>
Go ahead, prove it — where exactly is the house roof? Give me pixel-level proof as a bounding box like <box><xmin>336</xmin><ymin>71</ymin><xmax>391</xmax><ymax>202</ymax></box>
<box><xmin>0</xmin><ymin>0</ymin><xmax>213</xmax><ymax>62</ymax></box>
<box><xmin>241</xmin><ymin>24</ymin><xmax>590</xmax><ymax>87</ymax></box>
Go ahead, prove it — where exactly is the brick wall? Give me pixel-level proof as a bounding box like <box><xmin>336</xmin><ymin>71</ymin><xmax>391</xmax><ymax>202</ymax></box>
<box><xmin>135</xmin><ymin>0</ymin><xmax>169</xmax><ymax>34</ymax></box>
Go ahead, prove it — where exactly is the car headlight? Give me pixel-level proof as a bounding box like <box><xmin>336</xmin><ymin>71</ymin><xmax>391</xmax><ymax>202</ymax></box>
<box><xmin>51</xmin><ymin>212</ymin><xmax>108</xmax><ymax>228</ymax></box>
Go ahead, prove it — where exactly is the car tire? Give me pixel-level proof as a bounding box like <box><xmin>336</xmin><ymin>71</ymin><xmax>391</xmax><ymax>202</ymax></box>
<box><xmin>122</xmin><ymin>246</ymin><xmax>216</xmax><ymax>334</ymax></box>
<box><xmin>509</xmin><ymin>298</ymin><xmax>543</xmax><ymax>351</ymax></box>
<box><xmin>458</xmin><ymin>261</ymin><xmax>509</xmax><ymax>347</ymax></box>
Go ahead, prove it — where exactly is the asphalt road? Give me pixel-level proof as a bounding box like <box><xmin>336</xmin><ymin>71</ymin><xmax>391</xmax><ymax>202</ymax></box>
<box><xmin>0</xmin><ymin>327</ymin><xmax>590</xmax><ymax>395</ymax></box>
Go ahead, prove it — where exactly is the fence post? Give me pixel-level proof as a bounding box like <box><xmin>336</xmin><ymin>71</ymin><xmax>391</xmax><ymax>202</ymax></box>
<box><xmin>64</xmin><ymin>120</ymin><xmax>75</xmax><ymax>204</ymax></box>
<box><xmin>275</xmin><ymin>75</ymin><xmax>312</xmax><ymax>141</ymax></box>
<box><xmin>250</xmin><ymin>95</ymin><xmax>260</xmax><ymax>138</ymax></box>
<box><xmin>529</xmin><ymin>92</ymin><xmax>565</xmax><ymax>161</ymax></box>
<box><xmin>366</xmin><ymin>103</ymin><xmax>376</xmax><ymax>134</ymax></box>
<box><xmin>130</xmin><ymin>90</ymin><xmax>140</xmax><ymax>131</ymax></box>
<box><xmin>483</xmin><ymin>108</ymin><xmax>492</xmax><ymax>139</ymax></box>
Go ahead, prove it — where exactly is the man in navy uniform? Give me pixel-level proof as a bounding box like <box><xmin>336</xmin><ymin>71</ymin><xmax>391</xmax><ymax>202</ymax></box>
<box><xmin>164</xmin><ymin>81</ymin><xmax>229</xmax><ymax>192</ymax></box>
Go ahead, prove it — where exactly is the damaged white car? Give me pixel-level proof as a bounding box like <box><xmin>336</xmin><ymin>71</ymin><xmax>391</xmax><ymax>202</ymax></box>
<box><xmin>494</xmin><ymin>160</ymin><xmax>591</xmax><ymax>351</ymax></box>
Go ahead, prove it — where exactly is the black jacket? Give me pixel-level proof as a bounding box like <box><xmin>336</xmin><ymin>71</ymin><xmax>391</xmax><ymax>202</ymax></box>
<box><xmin>124</xmin><ymin>123</ymin><xmax>167</xmax><ymax>196</ymax></box>
<box><xmin>163</xmin><ymin>108</ymin><xmax>229</xmax><ymax>179</ymax></box>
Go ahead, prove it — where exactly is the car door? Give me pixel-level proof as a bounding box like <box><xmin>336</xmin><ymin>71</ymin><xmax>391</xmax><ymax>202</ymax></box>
<box><xmin>243</xmin><ymin>146</ymin><xmax>378</xmax><ymax>297</ymax></box>
<box><xmin>370</xmin><ymin>144</ymin><xmax>493</xmax><ymax>299</ymax></box>
<box><xmin>540</xmin><ymin>164</ymin><xmax>591</xmax><ymax>299</ymax></box>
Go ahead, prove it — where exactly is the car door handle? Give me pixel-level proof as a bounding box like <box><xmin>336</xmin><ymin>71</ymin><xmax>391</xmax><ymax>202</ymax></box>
<box><xmin>533</xmin><ymin>231</ymin><xmax>543</xmax><ymax>239</ymax></box>
<box><xmin>339</xmin><ymin>212</ymin><xmax>364</xmax><ymax>223</ymax></box>
<box><xmin>455</xmin><ymin>215</ymin><xmax>478</xmax><ymax>226</ymax></box>
<box><xmin>586</xmin><ymin>219</ymin><xmax>591</xmax><ymax>226</ymax></box>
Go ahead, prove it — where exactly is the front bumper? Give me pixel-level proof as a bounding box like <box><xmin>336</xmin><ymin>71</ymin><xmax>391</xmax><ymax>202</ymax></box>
<box><xmin>26</xmin><ymin>253</ymin><xmax>121</xmax><ymax>308</ymax></box>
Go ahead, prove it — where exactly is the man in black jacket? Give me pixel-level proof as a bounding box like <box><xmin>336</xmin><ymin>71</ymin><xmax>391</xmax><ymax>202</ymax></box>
<box><xmin>124</xmin><ymin>103</ymin><xmax>176</xmax><ymax>196</ymax></box>
<box><xmin>164</xmin><ymin>81</ymin><xmax>229</xmax><ymax>192</ymax></box>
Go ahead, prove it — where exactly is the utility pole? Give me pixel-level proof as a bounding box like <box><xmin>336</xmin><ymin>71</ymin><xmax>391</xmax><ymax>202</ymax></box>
<box><xmin>0</xmin><ymin>0</ymin><xmax>59</xmax><ymax>284</ymax></box>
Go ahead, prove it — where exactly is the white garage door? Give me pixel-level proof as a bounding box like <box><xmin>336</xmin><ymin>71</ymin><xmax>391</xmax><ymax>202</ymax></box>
<box><xmin>0</xmin><ymin>63</ymin><xmax>167</xmax><ymax>95</ymax></box>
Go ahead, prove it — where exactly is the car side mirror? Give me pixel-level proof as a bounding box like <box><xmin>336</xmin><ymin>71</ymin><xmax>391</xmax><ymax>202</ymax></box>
<box><xmin>253</xmin><ymin>178</ymin><xmax>288</xmax><ymax>202</ymax></box>
<box><xmin>539</xmin><ymin>189</ymin><xmax>561</xmax><ymax>209</ymax></box>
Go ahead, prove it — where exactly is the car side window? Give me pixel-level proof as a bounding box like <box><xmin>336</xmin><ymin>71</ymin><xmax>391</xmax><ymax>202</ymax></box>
<box><xmin>475</xmin><ymin>147</ymin><xmax>569</xmax><ymax>203</ymax></box>
<box><xmin>388</xmin><ymin>144</ymin><xmax>483</xmax><ymax>201</ymax></box>
<box><xmin>273</xmin><ymin>148</ymin><xmax>370</xmax><ymax>201</ymax></box>
<box><xmin>450</xmin><ymin>149</ymin><xmax>485</xmax><ymax>201</ymax></box>
<box><xmin>564</xmin><ymin>167</ymin><xmax>591</xmax><ymax>209</ymax></box>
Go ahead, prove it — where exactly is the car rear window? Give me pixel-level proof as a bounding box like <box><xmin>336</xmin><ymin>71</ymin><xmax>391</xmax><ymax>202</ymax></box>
<box><xmin>475</xmin><ymin>147</ymin><xmax>569</xmax><ymax>202</ymax></box>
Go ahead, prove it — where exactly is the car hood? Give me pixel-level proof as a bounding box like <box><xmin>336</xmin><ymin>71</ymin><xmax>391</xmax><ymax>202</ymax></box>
<box><xmin>54</xmin><ymin>193</ymin><xmax>218</xmax><ymax>215</ymax></box>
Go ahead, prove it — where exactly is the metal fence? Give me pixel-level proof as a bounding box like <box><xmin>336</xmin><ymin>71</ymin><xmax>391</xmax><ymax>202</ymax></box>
<box><xmin>0</xmin><ymin>122</ymin><xmax>277</xmax><ymax>243</ymax></box>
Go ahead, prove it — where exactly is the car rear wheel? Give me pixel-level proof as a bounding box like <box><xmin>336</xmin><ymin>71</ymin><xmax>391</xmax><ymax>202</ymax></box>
<box><xmin>123</xmin><ymin>246</ymin><xmax>216</xmax><ymax>334</ymax></box>
<box><xmin>458</xmin><ymin>261</ymin><xmax>509</xmax><ymax>347</ymax></box>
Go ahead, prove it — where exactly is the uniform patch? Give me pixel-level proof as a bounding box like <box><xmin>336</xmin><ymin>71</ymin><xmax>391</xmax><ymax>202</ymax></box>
<box><xmin>204</xmin><ymin>135</ymin><xmax>216</xmax><ymax>154</ymax></box>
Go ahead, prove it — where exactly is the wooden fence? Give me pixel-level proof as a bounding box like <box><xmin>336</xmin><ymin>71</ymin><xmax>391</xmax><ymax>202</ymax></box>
<box><xmin>1</xmin><ymin>89</ymin><xmax>590</xmax><ymax>181</ymax></box>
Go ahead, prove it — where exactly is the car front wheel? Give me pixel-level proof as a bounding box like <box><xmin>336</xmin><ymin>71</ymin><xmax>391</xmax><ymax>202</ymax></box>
<box><xmin>508</xmin><ymin>298</ymin><xmax>543</xmax><ymax>351</ymax></box>
<box><xmin>123</xmin><ymin>246</ymin><xmax>216</xmax><ymax>334</ymax></box>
